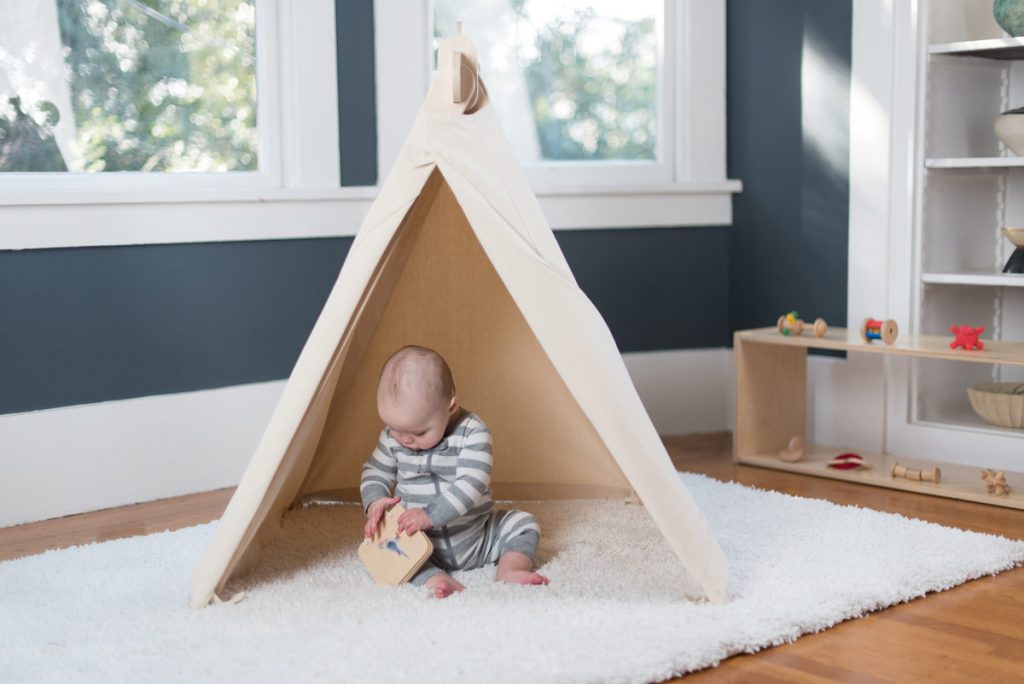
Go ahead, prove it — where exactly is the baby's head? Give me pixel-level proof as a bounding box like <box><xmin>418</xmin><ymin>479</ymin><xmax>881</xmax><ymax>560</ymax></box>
<box><xmin>377</xmin><ymin>345</ymin><xmax>459</xmax><ymax>451</ymax></box>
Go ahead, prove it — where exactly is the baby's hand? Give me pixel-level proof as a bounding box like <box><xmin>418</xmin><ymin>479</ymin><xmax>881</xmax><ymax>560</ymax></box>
<box><xmin>397</xmin><ymin>507</ymin><xmax>431</xmax><ymax>536</ymax></box>
<box><xmin>364</xmin><ymin>496</ymin><xmax>401</xmax><ymax>539</ymax></box>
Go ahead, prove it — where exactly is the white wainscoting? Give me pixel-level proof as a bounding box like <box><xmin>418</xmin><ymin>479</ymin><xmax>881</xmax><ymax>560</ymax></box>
<box><xmin>0</xmin><ymin>348</ymin><xmax>733</xmax><ymax>528</ymax></box>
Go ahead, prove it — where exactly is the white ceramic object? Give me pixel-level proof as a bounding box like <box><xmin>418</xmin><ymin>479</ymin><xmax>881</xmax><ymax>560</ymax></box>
<box><xmin>995</xmin><ymin>109</ymin><xmax>1024</xmax><ymax>156</ymax></box>
<box><xmin>967</xmin><ymin>382</ymin><xmax>1024</xmax><ymax>429</ymax></box>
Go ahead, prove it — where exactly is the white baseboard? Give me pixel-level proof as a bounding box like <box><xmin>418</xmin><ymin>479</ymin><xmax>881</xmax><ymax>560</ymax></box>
<box><xmin>0</xmin><ymin>348</ymin><xmax>732</xmax><ymax>527</ymax></box>
<box><xmin>622</xmin><ymin>348</ymin><xmax>732</xmax><ymax>436</ymax></box>
<box><xmin>0</xmin><ymin>381</ymin><xmax>285</xmax><ymax>528</ymax></box>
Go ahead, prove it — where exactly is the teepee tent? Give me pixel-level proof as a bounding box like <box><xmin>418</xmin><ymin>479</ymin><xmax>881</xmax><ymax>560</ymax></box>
<box><xmin>191</xmin><ymin>30</ymin><xmax>729</xmax><ymax>607</ymax></box>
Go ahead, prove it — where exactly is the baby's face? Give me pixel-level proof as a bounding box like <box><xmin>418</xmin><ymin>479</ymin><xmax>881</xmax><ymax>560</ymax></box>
<box><xmin>378</xmin><ymin>396</ymin><xmax>454</xmax><ymax>451</ymax></box>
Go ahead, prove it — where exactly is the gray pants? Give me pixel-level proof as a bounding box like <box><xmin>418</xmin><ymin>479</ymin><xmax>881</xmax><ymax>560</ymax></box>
<box><xmin>411</xmin><ymin>509</ymin><xmax>540</xmax><ymax>585</ymax></box>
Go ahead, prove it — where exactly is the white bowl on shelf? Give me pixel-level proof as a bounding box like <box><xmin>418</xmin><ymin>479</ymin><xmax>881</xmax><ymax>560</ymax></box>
<box><xmin>967</xmin><ymin>382</ymin><xmax>1024</xmax><ymax>429</ymax></box>
<box><xmin>995</xmin><ymin>108</ymin><xmax>1024</xmax><ymax>156</ymax></box>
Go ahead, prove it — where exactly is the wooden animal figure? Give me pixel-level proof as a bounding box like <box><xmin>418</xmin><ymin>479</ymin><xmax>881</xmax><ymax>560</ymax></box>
<box><xmin>890</xmin><ymin>462</ymin><xmax>941</xmax><ymax>484</ymax></box>
<box><xmin>980</xmin><ymin>469</ymin><xmax>1011</xmax><ymax>496</ymax></box>
<box><xmin>950</xmin><ymin>325</ymin><xmax>985</xmax><ymax>351</ymax></box>
<box><xmin>778</xmin><ymin>435</ymin><xmax>805</xmax><ymax>462</ymax></box>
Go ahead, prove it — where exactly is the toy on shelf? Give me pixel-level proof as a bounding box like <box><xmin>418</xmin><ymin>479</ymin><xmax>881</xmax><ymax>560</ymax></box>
<box><xmin>950</xmin><ymin>325</ymin><xmax>985</xmax><ymax>351</ymax></box>
<box><xmin>777</xmin><ymin>311</ymin><xmax>828</xmax><ymax>338</ymax></box>
<box><xmin>890</xmin><ymin>462</ymin><xmax>941</xmax><ymax>484</ymax></box>
<box><xmin>827</xmin><ymin>453</ymin><xmax>871</xmax><ymax>470</ymax></box>
<box><xmin>860</xmin><ymin>318</ymin><xmax>899</xmax><ymax>345</ymax></box>
<box><xmin>980</xmin><ymin>469</ymin><xmax>1012</xmax><ymax>496</ymax></box>
<box><xmin>778</xmin><ymin>436</ymin><xmax>804</xmax><ymax>462</ymax></box>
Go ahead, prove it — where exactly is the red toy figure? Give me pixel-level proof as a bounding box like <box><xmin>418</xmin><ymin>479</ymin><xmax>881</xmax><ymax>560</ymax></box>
<box><xmin>950</xmin><ymin>324</ymin><xmax>985</xmax><ymax>351</ymax></box>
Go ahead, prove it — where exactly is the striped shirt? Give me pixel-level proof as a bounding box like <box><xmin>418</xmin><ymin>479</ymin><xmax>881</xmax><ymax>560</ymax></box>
<box><xmin>360</xmin><ymin>411</ymin><xmax>495</xmax><ymax>566</ymax></box>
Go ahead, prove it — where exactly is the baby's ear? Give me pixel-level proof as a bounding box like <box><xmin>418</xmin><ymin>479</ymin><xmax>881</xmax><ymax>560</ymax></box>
<box><xmin>448</xmin><ymin>395</ymin><xmax>459</xmax><ymax>414</ymax></box>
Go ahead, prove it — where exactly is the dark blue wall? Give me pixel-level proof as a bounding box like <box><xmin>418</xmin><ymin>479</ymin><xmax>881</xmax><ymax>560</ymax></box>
<box><xmin>0</xmin><ymin>240</ymin><xmax>349</xmax><ymax>414</ymax></box>
<box><xmin>727</xmin><ymin>0</ymin><xmax>851</xmax><ymax>332</ymax></box>
<box><xmin>0</xmin><ymin>227</ymin><xmax>729</xmax><ymax>414</ymax></box>
<box><xmin>0</xmin><ymin>1</ymin><xmax>850</xmax><ymax>416</ymax></box>
<box><xmin>337</xmin><ymin>0</ymin><xmax>377</xmax><ymax>186</ymax></box>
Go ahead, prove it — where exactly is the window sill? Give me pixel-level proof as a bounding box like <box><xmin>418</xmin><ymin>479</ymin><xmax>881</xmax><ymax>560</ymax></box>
<box><xmin>0</xmin><ymin>180</ymin><xmax>742</xmax><ymax>250</ymax></box>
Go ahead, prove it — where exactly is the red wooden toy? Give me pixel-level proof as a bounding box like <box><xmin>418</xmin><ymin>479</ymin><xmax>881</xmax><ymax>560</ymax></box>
<box><xmin>950</xmin><ymin>324</ymin><xmax>985</xmax><ymax>351</ymax></box>
<box><xmin>826</xmin><ymin>453</ymin><xmax>870</xmax><ymax>470</ymax></box>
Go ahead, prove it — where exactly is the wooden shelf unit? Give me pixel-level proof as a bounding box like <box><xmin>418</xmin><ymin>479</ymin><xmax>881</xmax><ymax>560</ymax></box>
<box><xmin>734</xmin><ymin>327</ymin><xmax>1024</xmax><ymax>509</ymax></box>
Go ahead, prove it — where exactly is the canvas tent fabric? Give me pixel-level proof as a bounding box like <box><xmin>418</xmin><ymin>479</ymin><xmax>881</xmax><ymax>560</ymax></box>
<box><xmin>191</xmin><ymin>33</ymin><xmax>729</xmax><ymax>607</ymax></box>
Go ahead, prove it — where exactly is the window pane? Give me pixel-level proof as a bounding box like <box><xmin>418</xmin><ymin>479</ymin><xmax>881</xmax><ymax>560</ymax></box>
<box><xmin>0</xmin><ymin>0</ymin><xmax>257</xmax><ymax>173</ymax></box>
<box><xmin>433</xmin><ymin>0</ymin><xmax>659</xmax><ymax>163</ymax></box>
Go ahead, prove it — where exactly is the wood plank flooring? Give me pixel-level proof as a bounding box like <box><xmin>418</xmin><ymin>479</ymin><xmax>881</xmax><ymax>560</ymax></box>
<box><xmin>2</xmin><ymin>432</ymin><xmax>1022</xmax><ymax>682</ymax></box>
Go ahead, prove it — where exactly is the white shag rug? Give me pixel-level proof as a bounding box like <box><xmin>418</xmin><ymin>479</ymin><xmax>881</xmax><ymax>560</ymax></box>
<box><xmin>2</xmin><ymin>473</ymin><xmax>1023</xmax><ymax>683</ymax></box>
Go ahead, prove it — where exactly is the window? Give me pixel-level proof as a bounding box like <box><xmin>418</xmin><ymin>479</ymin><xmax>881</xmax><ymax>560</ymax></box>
<box><xmin>433</xmin><ymin>1</ymin><xmax>661</xmax><ymax>165</ymax></box>
<box><xmin>375</xmin><ymin>0</ymin><xmax>739</xmax><ymax>228</ymax></box>
<box><xmin>0</xmin><ymin>1</ymin><xmax>258</xmax><ymax>175</ymax></box>
<box><xmin>2</xmin><ymin>2</ymin><xmax>358</xmax><ymax>250</ymax></box>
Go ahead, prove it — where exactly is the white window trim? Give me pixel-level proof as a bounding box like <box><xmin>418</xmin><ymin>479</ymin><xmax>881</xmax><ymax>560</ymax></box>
<box><xmin>1</xmin><ymin>0</ymin><xmax>739</xmax><ymax>251</ymax></box>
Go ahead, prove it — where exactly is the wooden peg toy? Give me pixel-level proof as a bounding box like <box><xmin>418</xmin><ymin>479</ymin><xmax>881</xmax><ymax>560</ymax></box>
<box><xmin>778</xmin><ymin>435</ymin><xmax>805</xmax><ymax>462</ymax></box>
<box><xmin>980</xmin><ymin>469</ymin><xmax>1011</xmax><ymax>496</ymax></box>
<box><xmin>777</xmin><ymin>311</ymin><xmax>828</xmax><ymax>338</ymax></box>
<box><xmin>861</xmin><ymin>317</ymin><xmax>899</xmax><ymax>345</ymax></box>
<box><xmin>890</xmin><ymin>462</ymin><xmax>941</xmax><ymax>484</ymax></box>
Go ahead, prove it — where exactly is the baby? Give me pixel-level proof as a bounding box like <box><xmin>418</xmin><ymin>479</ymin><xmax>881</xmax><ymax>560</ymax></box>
<box><xmin>360</xmin><ymin>345</ymin><xmax>548</xmax><ymax>598</ymax></box>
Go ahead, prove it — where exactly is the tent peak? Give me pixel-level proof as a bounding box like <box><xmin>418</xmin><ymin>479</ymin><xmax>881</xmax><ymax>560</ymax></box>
<box><xmin>430</xmin><ymin>28</ymin><xmax>488</xmax><ymax>115</ymax></box>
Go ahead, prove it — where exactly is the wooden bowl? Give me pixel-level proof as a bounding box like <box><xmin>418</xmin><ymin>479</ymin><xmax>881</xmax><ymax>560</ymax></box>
<box><xmin>1003</xmin><ymin>227</ymin><xmax>1024</xmax><ymax>248</ymax></box>
<box><xmin>967</xmin><ymin>382</ymin><xmax>1024</xmax><ymax>429</ymax></box>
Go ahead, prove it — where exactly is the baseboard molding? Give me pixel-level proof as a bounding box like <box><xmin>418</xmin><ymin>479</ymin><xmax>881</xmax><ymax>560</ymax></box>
<box><xmin>622</xmin><ymin>348</ymin><xmax>733</xmax><ymax>436</ymax></box>
<box><xmin>0</xmin><ymin>348</ymin><xmax>731</xmax><ymax>527</ymax></box>
<box><xmin>0</xmin><ymin>381</ymin><xmax>285</xmax><ymax>528</ymax></box>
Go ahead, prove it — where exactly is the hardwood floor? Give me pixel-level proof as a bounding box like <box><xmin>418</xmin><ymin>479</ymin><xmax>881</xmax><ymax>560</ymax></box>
<box><xmin>2</xmin><ymin>432</ymin><xmax>1022</xmax><ymax>682</ymax></box>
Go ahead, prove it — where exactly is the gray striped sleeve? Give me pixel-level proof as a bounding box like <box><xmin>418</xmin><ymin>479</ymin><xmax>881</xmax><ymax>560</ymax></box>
<box><xmin>360</xmin><ymin>429</ymin><xmax>398</xmax><ymax>512</ymax></box>
<box><xmin>425</xmin><ymin>423</ymin><xmax>493</xmax><ymax>527</ymax></box>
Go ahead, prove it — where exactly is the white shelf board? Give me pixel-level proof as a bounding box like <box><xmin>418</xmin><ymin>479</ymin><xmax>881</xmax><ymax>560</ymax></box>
<box><xmin>925</xmin><ymin>157</ymin><xmax>1024</xmax><ymax>169</ymax></box>
<box><xmin>929</xmin><ymin>37</ymin><xmax>1024</xmax><ymax>60</ymax></box>
<box><xmin>922</xmin><ymin>272</ymin><xmax>1024</xmax><ymax>287</ymax></box>
<box><xmin>916</xmin><ymin>413</ymin><xmax>1024</xmax><ymax>440</ymax></box>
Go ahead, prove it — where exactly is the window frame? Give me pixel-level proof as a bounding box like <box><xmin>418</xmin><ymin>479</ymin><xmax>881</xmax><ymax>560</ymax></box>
<box><xmin>0</xmin><ymin>0</ymin><xmax>291</xmax><ymax>191</ymax></box>
<box><xmin>1</xmin><ymin>1</ymin><xmax>366</xmax><ymax>250</ymax></box>
<box><xmin>1</xmin><ymin>0</ymin><xmax>739</xmax><ymax>251</ymax></box>
<box><xmin>376</xmin><ymin>0</ymin><xmax>740</xmax><ymax>223</ymax></box>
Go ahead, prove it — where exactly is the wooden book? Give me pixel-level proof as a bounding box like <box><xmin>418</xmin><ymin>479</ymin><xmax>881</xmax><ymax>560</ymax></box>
<box><xmin>358</xmin><ymin>504</ymin><xmax>433</xmax><ymax>585</ymax></box>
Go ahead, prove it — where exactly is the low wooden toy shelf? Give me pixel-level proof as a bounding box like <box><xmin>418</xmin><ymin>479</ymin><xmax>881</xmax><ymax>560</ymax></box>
<box><xmin>734</xmin><ymin>326</ymin><xmax>1024</xmax><ymax>510</ymax></box>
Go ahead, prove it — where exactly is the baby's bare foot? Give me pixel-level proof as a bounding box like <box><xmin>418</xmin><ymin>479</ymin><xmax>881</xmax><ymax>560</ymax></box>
<box><xmin>424</xmin><ymin>573</ymin><xmax>464</xmax><ymax>599</ymax></box>
<box><xmin>497</xmin><ymin>569</ymin><xmax>550</xmax><ymax>586</ymax></box>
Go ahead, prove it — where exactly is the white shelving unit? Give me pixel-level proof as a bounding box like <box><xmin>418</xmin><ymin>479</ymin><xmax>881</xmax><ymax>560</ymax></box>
<box><xmin>909</xmin><ymin>1</ymin><xmax>1024</xmax><ymax>459</ymax></box>
<box><xmin>925</xmin><ymin>157</ymin><xmax>1024</xmax><ymax>168</ymax></box>
<box><xmin>922</xmin><ymin>272</ymin><xmax>1024</xmax><ymax>286</ymax></box>
<box><xmin>929</xmin><ymin>36</ymin><xmax>1024</xmax><ymax>59</ymax></box>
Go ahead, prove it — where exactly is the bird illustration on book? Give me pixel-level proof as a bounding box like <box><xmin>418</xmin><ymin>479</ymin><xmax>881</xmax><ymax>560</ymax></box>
<box><xmin>378</xmin><ymin>533</ymin><xmax>409</xmax><ymax>559</ymax></box>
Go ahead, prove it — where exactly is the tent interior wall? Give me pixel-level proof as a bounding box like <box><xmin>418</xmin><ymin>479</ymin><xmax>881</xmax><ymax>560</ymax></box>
<box><xmin>301</xmin><ymin>169</ymin><xmax>628</xmax><ymax>501</ymax></box>
<box><xmin>229</xmin><ymin>169</ymin><xmax>631</xmax><ymax>586</ymax></box>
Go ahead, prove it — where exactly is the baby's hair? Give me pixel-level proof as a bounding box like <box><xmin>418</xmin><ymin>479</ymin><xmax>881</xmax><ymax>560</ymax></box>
<box><xmin>377</xmin><ymin>345</ymin><xmax>455</xmax><ymax>408</ymax></box>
